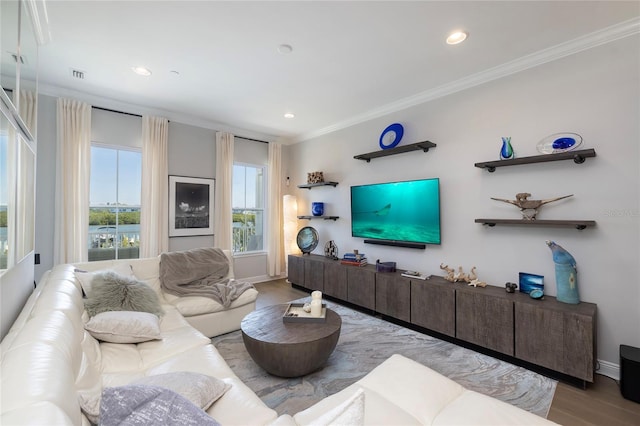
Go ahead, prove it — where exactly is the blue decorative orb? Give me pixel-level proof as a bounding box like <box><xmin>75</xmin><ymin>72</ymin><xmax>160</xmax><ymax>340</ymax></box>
<box><xmin>311</xmin><ymin>202</ymin><xmax>324</xmax><ymax>216</ymax></box>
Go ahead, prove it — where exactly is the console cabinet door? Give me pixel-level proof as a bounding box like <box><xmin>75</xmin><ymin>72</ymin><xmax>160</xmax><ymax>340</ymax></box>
<box><xmin>288</xmin><ymin>255</ymin><xmax>304</xmax><ymax>287</ymax></box>
<box><xmin>514</xmin><ymin>302</ymin><xmax>563</xmax><ymax>372</ymax></box>
<box><xmin>515</xmin><ymin>300</ymin><xmax>596</xmax><ymax>382</ymax></box>
<box><xmin>411</xmin><ymin>279</ymin><xmax>455</xmax><ymax>337</ymax></box>
<box><xmin>324</xmin><ymin>261</ymin><xmax>347</xmax><ymax>300</ymax></box>
<box><xmin>303</xmin><ymin>258</ymin><xmax>324</xmax><ymax>292</ymax></box>
<box><xmin>375</xmin><ymin>274</ymin><xmax>410</xmax><ymax>322</ymax></box>
<box><xmin>456</xmin><ymin>290</ymin><xmax>514</xmax><ymax>355</ymax></box>
<box><xmin>347</xmin><ymin>268</ymin><xmax>376</xmax><ymax>310</ymax></box>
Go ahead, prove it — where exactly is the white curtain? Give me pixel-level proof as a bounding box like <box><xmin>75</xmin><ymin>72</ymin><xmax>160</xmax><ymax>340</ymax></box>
<box><xmin>15</xmin><ymin>91</ymin><xmax>37</xmax><ymax>261</ymax></box>
<box><xmin>140</xmin><ymin>116</ymin><xmax>169</xmax><ymax>257</ymax></box>
<box><xmin>267</xmin><ymin>142</ymin><xmax>283</xmax><ymax>277</ymax></box>
<box><xmin>54</xmin><ymin>98</ymin><xmax>92</xmax><ymax>264</ymax></box>
<box><xmin>214</xmin><ymin>132</ymin><xmax>234</xmax><ymax>250</ymax></box>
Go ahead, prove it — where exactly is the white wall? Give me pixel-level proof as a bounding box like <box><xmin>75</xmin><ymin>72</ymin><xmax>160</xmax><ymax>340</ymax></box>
<box><xmin>286</xmin><ymin>35</ymin><xmax>640</xmax><ymax>371</ymax></box>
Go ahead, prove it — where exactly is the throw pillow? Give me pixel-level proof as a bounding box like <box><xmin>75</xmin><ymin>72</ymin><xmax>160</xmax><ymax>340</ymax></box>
<box><xmin>307</xmin><ymin>388</ymin><xmax>365</xmax><ymax>426</ymax></box>
<box><xmin>132</xmin><ymin>372</ymin><xmax>231</xmax><ymax>410</ymax></box>
<box><xmin>84</xmin><ymin>271</ymin><xmax>164</xmax><ymax>318</ymax></box>
<box><xmin>75</xmin><ymin>263</ymin><xmax>135</xmax><ymax>297</ymax></box>
<box><xmin>84</xmin><ymin>311</ymin><xmax>162</xmax><ymax>343</ymax></box>
<box><xmin>100</xmin><ymin>385</ymin><xmax>220</xmax><ymax>426</ymax></box>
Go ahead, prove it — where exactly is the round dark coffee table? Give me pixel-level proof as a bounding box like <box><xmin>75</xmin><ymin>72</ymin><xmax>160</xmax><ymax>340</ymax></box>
<box><xmin>241</xmin><ymin>304</ymin><xmax>341</xmax><ymax>377</ymax></box>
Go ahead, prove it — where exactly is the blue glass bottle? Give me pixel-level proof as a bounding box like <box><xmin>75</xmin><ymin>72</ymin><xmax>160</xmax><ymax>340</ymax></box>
<box><xmin>500</xmin><ymin>137</ymin><xmax>514</xmax><ymax>160</ymax></box>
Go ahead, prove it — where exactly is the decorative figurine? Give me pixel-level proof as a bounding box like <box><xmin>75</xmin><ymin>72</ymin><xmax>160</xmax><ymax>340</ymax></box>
<box><xmin>453</xmin><ymin>266</ymin><xmax>467</xmax><ymax>282</ymax></box>
<box><xmin>440</xmin><ymin>263</ymin><xmax>455</xmax><ymax>282</ymax></box>
<box><xmin>468</xmin><ymin>279</ymin><xmax>487</xmax><ymax>288</ymax></box>
<box><xmin>465</xmin><ymin>266</ymin><xmax>487</xmax><ymax>287</ymax></box>
<box><xmin>491</xmin><ymin>192</ymin><xmax>573</xmax><ymax>220</ymax></box>
<box><xmin>546</xmin><ymin>240</ymin><xmax>580</xmax><ymax>304</ymax></box>
<box><xmin>505</xmin><ymin>282</ymin><xmax>518</xmax><ymax>293</ymax></box>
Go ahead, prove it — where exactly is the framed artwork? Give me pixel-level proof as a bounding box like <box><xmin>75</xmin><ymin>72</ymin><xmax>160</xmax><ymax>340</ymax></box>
<box><xmin>168</xmin><ymin>175</ymin><xmax>215</xmax><ymax>237</ymax></box>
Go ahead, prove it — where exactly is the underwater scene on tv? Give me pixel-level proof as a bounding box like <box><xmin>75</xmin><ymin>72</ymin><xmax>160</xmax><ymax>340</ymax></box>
<box><xmin>351</xmin><ymin>178</ymin><xmax>441</xmax><ymax>245</ymax></box>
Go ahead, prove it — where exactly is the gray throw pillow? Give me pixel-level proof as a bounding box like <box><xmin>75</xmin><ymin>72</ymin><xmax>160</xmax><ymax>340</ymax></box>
<box><xmin>100</xmin><ymin>385</ymin><xmax>220</xmax><ymax>426</ymax></box>
<box><xmin>84</xmin><ymin>271</ymin><xmax>164</xmax><ymax>318</ymax></box>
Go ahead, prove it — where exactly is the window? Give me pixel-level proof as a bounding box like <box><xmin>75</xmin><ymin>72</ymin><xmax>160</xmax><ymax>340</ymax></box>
<box><xmin>232</xmin><ymin>163</ymin><xmax>265</xmax><ymax>254</ymax></box>
<box><xmin>89</xmin><ymin>145</ymin><xmax>141</xmax><ymax>261</ymax></box>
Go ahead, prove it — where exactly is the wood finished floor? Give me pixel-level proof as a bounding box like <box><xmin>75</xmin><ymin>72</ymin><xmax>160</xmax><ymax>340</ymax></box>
<box><xmin>253</xmin><ymin>279</ymin><xmax>640</xmax><ymax>425</ymax></box>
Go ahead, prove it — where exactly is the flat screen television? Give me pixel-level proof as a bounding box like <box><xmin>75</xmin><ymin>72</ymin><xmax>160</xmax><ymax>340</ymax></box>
<box><xmin>350</xmin><ymin>178</ymin><xmax>440</xmax><ymax>248</ymax></box>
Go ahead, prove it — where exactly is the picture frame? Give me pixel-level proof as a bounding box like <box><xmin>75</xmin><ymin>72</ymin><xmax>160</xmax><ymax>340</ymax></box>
<box><xmin>168</xmin><ymin>175</ymin><xmax>215</xmax><ymax>237</ymax></box>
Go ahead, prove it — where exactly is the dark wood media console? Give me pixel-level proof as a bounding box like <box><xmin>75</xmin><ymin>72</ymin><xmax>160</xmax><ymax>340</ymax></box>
<box><xmin>288</xmin><ymin>254</ymin><xmax>597</xmax><ymax>387</ymax></box>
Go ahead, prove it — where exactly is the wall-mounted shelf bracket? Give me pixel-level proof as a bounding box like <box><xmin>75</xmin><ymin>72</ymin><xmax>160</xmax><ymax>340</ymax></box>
<box><xmin>354</xmin><ymin>141</ymin><xmax>436</xmax><ymax>162</ymax></box>
<box><xmin>475</xmin><ymin>149</ymin><xmax>596</xmax><ymax>172</ymax></box>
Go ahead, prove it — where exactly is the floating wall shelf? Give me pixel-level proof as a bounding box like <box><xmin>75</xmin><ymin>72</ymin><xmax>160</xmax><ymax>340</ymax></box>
<box><xmin>474</xmin><ymin>149</ymin><xmax>596</xmax><ymax>172</ymax></box>
<box><xmin>297</xmin><ymin>182</ymin><xmax>339</xmax><ymax>189</ymax></box>
<box><xmin>475</xmin><ymin>218</ymin><xmax>596</xmax><ymax>230</ymax></box>
<box><xmin>297</xmin><ymin>215</ymin><xmax>339</xmax><ymax>221</ymax></box>
<box><xmin>354</xmin><ymin>141</ymin><xmax>436</xmax><ymax>162</ymax></box>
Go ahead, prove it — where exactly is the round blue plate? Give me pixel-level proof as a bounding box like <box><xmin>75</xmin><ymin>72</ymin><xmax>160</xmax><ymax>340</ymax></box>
<box><xmin>536</xmin><ymin>132</ymin><xmax>583</xmax><ymax>154</ymax></box>
<box><xmin>529</xmin><ymin>288</ymin><xmax>544</xmax><ymax>299</ymax></box>
<box><xmin>379</xmin><ymin>123</ymin><xmax>404</xmax><ymax>150</ymax></box>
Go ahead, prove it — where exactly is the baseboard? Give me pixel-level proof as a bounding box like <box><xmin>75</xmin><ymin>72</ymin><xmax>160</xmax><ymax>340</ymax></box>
<box><xmin>241</xmin><ymin>274</ymin><xmax>287</xmax><ymax>284</ymax></box>
<box><xmin>597</xmin><ymin>359</ymin><xmax>620</xmax><ymax>381</ymax></box>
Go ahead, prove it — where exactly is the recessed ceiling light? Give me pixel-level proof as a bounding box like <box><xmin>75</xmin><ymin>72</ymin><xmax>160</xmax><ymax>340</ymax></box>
<box><xmin>446</xmin><ymin>31</ymin><xmax>468</xmax><ymax>45</ymax></box>
<box><xmin>132</xmin><ymin>66</ymin><xmax>152</xmax><ymax>76</ymax></box>
<box><xmin>284</xmin><ymin>112</ymin><xmax>295</xmax><ymax>119</ymax></box>
<box><xmin>278</xmin><ymin>44</ymin><xmax>293</xmax><ymax>54</ymax></box>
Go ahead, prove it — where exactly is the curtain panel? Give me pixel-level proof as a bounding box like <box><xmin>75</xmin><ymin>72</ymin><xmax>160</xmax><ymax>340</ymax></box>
<box><xmin>140</xmin><ymin>116</ymin><xmax>169</xmax><ymax>257</ymax></box>
<box><xmin>267</xmin><ymin>142</ymin><xmax>282</xmax><ymax>277</ymax></box>
<box><xmin>214</xmin><ymin>132</ymin><xmax>234</xmax><ymax>250</ymax></box>
<box><xmin>54</xmin><ymin>98</ymin><xmax>91</xmax><ymax>264</ymax></box>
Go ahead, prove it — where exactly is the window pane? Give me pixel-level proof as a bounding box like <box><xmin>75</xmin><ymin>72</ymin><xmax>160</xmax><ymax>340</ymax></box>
<box><xmin>89</xmin><ymin>146</ymin><xmax>141</xmax><ymax>261</ymax></box>
<box><xmin>232</xmin><ymin>209</ymin><xmax>263</xmax><ymax>252</ymax></box>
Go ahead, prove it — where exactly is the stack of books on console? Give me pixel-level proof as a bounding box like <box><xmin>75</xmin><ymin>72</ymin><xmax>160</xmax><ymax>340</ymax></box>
<box><xmin>340</xmin><ymin>253</ymin><xmax>368</xmax><ymax>266</ymax></box>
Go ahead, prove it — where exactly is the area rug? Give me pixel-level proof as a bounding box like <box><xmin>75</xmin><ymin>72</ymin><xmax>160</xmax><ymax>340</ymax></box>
<box><xmin>212</xmin><ymin>297</ymin><xmax>557</xmax><ymax>418</ymax></box>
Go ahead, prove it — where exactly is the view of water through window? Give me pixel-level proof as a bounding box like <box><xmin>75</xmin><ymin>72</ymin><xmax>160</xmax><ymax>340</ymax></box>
<box><xmin>89</xmin><ymin>145</ymin><xmax>141</xmax><ymax>261</ymax></box>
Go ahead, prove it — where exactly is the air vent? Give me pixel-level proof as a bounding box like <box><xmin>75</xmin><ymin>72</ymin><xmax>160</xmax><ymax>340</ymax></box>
<box><xmin>70</xmin><ymin>69</ymin><xmax>85</xmax><ymax>80</ymax></box>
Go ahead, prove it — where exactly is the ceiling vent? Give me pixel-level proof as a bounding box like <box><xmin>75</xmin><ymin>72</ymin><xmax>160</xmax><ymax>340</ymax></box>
<box><xmin>70</xmin><ymin>69</ymin><xmax>85</xmax><ymax>80</ymax></box>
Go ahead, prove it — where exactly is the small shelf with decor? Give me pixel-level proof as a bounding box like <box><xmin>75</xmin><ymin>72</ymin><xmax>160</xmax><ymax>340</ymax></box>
<box><xmin>354</xmin><ymin>141</ymin><xmax>436</xmax><ymax>162</ymax></box>
<box><xmin>475</xmin><ymin>218</ymin><xmax>596</xmax><ymax>230</ymax></box>
<box><xmin>475</xmin><ymin>149</ymin><xmax>596</xmax><ymax>172</ymax></box>
<box><xmin>297</xmin><ymin>182</ymin><xmax>339</xmax><ymax>189</ymax></box>
<box><xmin>297</xmin><ymin>215</ymin><xmax>339</xmax><ymax>221</ymax></box>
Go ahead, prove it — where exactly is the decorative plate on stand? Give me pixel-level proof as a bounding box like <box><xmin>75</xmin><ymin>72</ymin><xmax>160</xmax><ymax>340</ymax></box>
<box><xmin>536</xmin><ymin>133</ymin><xmax>583</xmax><ymax>154</ymax></box>
<box><xmin>324</xmin><ymin>240</ymin><xmax>339</xmax><ymax>260</ymax></box>
<box><xmin>296</xmin><ymin>226</ymin><xmax>319</xmax><ymax>254</ymax></box>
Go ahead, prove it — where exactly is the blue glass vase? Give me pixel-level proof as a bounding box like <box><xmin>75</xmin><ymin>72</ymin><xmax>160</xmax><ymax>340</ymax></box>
<box><xmin>311</xmin><ymin>202</ymin><xmax>324</xmax><ymax>216</ymax></box>
<box><xmin>500</xmin><ymin>137</ymin><xmax>514</xmax><ymax>160</ymax></box>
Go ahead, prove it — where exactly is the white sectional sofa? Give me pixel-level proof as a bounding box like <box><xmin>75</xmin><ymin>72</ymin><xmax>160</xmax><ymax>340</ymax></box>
<box><xmin>0</xmin><ymin>252</ymin><xmax>558</xmax><ymax>425</ymax></box>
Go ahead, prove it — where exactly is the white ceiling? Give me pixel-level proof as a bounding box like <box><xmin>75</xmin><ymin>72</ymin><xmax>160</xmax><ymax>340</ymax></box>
<box><xmin>30</xmin><ymin>1</ymin><xmax>640</xmax><ymax>142</ymax></box>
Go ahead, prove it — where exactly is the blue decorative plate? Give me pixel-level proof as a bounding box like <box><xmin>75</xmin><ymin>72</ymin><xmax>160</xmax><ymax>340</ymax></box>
<box><xmin>296</xmin><ymin>226</ymin><xmax>319</xmax><ymax>254</ymax></box>
<box><xmin>379</xmin><ymin>123</ymin><xmax>404</xmax><ymax>150</ymax></box>
<box><xmin>536</xmin><ymin>132</ymin><xmax>583</xmax><ymax>154</ymax></box>
<box><xmin>529</xmin><ymin>288</ymin><xmax>544</xmax><ymax>299</ymax></box>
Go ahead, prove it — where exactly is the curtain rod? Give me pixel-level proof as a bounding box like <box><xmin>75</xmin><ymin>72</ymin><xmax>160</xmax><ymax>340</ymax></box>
<box><xmin>91</xmin><ymin>106</ymin><xmax>269</xmax><ymax>143</ymax></box>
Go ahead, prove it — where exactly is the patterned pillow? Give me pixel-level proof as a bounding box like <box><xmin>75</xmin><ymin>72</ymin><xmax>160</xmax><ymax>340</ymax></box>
<box><xmin>100</xmin><ymin>385</ymin><xmax>220</xmax><ymax>426</ymax></box>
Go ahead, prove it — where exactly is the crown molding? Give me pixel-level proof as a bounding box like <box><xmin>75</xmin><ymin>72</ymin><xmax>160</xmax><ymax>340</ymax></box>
<box><xmin>297</xmin><ymin>17</ymin><xmax>640</xmax><ymax>142</ymax></box>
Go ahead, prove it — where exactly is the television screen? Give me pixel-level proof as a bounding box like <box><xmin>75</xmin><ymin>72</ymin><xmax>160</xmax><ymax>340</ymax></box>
<box><xmin>350</xmin><ymin>178</ymin><xmax>441</xmax><ymax>245</ymax></box>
